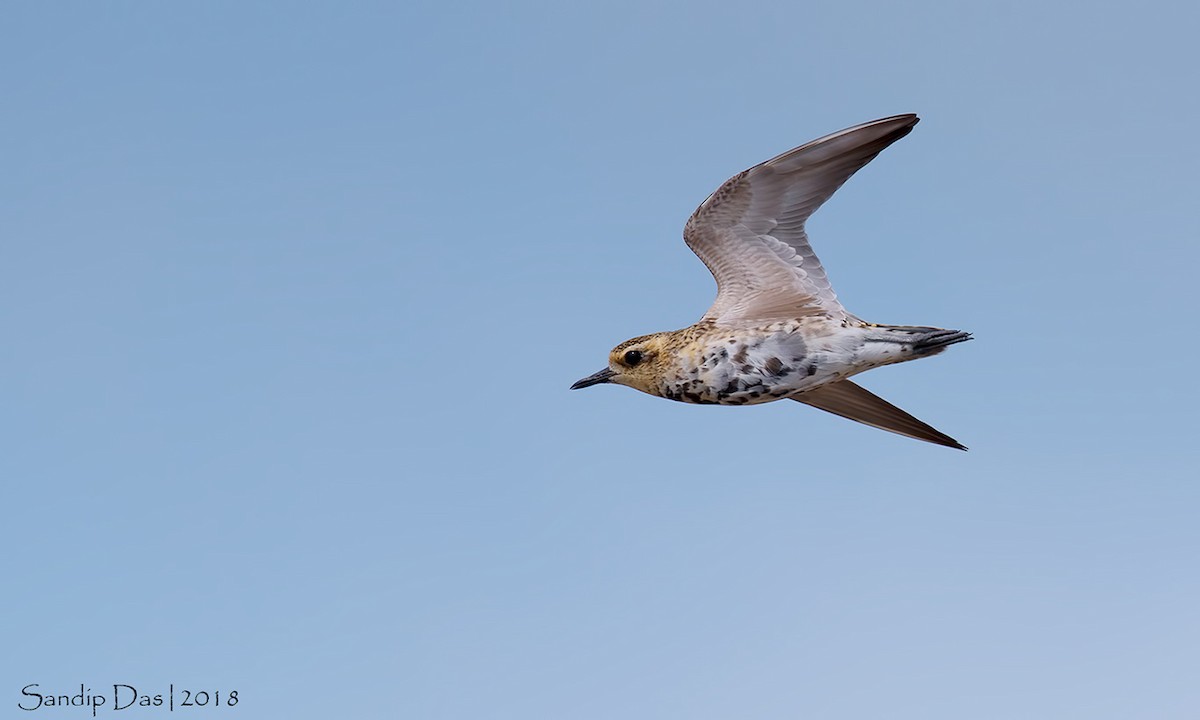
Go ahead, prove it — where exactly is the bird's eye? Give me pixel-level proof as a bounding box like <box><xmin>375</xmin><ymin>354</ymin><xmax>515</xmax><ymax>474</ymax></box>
<box><xmin>624</xmin><ymin>350</ymin><xmax>643</xmax><ymax>366</ymax></box>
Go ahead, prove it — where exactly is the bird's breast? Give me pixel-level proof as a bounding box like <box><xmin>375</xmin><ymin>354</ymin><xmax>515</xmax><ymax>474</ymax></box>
<box><xmin>654</xmin><ymin>324</ymin><xmax>835</xmax><ymax>406</ymax></box>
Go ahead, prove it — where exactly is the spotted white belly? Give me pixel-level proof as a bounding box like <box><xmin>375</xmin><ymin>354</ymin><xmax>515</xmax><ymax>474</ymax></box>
<box><xmin>656</xmin><ymin>322</ymin><xmax>860</xmax><ymax>405</ymax></box>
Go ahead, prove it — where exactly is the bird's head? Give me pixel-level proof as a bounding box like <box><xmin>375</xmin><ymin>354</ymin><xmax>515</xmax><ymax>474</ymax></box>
<box><xmin>570</xmin><ymin>333</ymin><xmax>673</xmax><ymax>396</ymax></box>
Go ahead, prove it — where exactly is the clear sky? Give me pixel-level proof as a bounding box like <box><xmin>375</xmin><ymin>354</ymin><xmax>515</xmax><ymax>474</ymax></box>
<box><xmin>3</xmin><ymin>2</ymin><xmax>1198</xmax><ymax>718</ymax></box>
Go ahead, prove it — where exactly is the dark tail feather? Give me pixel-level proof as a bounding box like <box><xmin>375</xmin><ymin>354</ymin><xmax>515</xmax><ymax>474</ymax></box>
<box><xmin>794</xmin><ymin>379</ymin><xmax>967</xmax><ymax>450</ymax></box>
<box><xmin>868</xmin><ymin>325</ymin><xmax>973</xmax><ymax>357</ymax></box>
<box><xmin>911</xmin><ymin>328</ymin><xmax>972</xmax><ymax>355</ymax></box>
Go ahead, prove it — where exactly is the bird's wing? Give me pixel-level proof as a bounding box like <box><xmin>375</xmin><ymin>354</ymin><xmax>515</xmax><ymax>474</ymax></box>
<box><xmin>793</xmin><ymin>379</ymin><xmax>966</xmax><ymax>450</ymax></box>
<box><xmin>684</xmin><ymin>114</ymin><xmax>919</xmax><ymax>325</ymax></box>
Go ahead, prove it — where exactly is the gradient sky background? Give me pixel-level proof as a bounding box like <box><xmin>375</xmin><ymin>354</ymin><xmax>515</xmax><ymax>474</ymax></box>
<box><xmin>3</xmin><ymin>2</ymin><xmax>1198</xmax><ymax>718</ymax></box>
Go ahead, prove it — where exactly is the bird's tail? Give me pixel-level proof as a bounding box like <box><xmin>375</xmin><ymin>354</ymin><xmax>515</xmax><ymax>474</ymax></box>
<box><xmin>847</xmin><ymin>324</ymin><xmax>971</xmax><ymax>373</ymax></box>
<box><xmin>865</xmin><ymin>325</ymin><xmax>973</xmax><ymax>357</ymax></box>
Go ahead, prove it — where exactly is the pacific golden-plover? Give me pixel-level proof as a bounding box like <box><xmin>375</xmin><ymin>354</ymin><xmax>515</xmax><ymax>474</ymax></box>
<box><xmin>571</xmin><ymin>114</ymin><xmax>971</xmax><ymax>449</ymax></box>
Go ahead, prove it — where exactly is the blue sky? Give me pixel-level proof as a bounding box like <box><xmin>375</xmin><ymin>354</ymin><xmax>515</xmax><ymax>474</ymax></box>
<box><xmin>3</xmin><ymin>1</ymin><xmax>1198</xmax><ymax>718</ymax></box>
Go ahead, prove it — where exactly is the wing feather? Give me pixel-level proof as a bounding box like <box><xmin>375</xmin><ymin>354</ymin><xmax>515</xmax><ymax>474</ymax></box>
<box><xmin>794</xmin><ymin>379</ymin><xmax>966</xmax><ymax>450</ymax></box>
<box><xmin>684</xmin><ymin>115</ymin><xmax>920</xmax><ymax>324</ymax></box>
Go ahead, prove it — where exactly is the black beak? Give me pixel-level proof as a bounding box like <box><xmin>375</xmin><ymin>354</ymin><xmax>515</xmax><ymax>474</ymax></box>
<box><xmin>570</xmin><ymin>367</ymin><xmax>616</xmax><ymax>390</ymax></box>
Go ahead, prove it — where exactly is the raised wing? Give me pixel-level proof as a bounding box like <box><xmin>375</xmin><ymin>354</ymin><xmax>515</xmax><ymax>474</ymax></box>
<box><xmin>684</xmin><ymin>114</ymin><xmax>919</xmax><ymax>324</ymax></box>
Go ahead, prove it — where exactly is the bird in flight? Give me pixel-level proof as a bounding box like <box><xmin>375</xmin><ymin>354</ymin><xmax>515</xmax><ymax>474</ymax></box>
<box><xmin>571</xmin><ymin>114</ymin><xmax>972</xmax><ymax>449</ymax></box>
